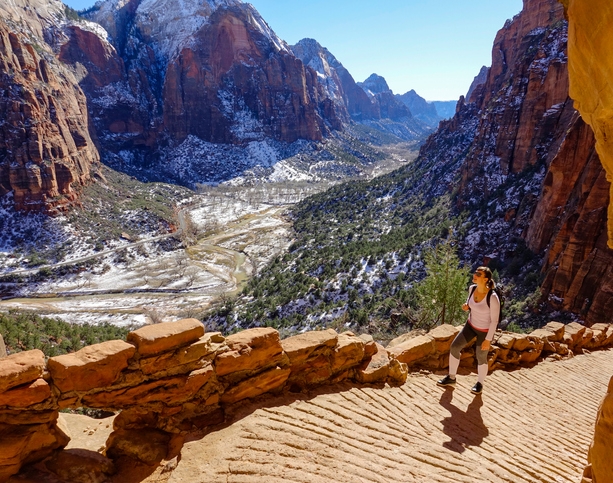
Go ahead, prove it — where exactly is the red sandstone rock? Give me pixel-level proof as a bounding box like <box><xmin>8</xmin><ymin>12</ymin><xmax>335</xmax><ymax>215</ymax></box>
<box><xmin>47</xmin><ymin>340</ymin><xmax>135</xmax><ymax>393</ymax></box>
<box><xmin>128</xmin><ymin>319</ymin><xmax>204</xmax><ymax>357</ymax></box>
<box><xmin>387</xmin><ymin>335</ymin><xmax>435</xmax><ymax>365</ymax></box>
<box><xmin>0</xmin><ymin>21</ymin><xmax>98</xmax><ymax>215</ymax></box>
<box><xmin>588</xmin><ymin>376</ymin><xmax>613</xmax><ymax>483</ymax></box>
<box><xmin>0</xmin><ymin>379</ymin><xmax>51</xmax><ymax>408</ymax></box>
<box><xmin>139</xmin><ymin>332</ymin><xmax>225</xmax><ymax>376</ymax></box>
<box><xmin>281</xmin><ymin>329</ymin><xmax>338</xmax><ymax>367</ymax></box>
<box><xmin>221</xmin><ymin>366</ymin><xmax>291</xmax><ymax>404</ymax></box>
<box><xmin>0</xmin><ymin>350</ymin><xmax>45</xmax><ymax>394</ymax></box>
<box><xmin>215</xmin><ymin>328</ymin><xmax>285</xmax><ymax>378</ymax></box>
<box><xmin>330</xmin><ymin>332</ymin><xmax>365</xmax><ymax>374</ymax></box>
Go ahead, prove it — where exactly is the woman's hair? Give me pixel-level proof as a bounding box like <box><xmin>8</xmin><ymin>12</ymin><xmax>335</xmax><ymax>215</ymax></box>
<box><xmin>476</xmin><ymin>266</ymin><xmax>496</xmax><ymax>289</ymax></box>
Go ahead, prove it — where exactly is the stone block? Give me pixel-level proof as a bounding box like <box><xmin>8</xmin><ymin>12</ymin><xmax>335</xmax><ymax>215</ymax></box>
<box><xmin>0</xmin><ymin>378</ymin><xmax>51</xmax><ymax>408</ymax></box>
<box><xmin>355</xmin><ymin>343</ymin><xmax>390</xmax><ymax>384</ymax></box>
<box><xmin>215</xmin><ymin>328</ymin><xmax>285</xmax><ymax>378</ymax></box>
<box><xmin>0</xmin><ymin>349</ymin><xmax>45</xmax><ymax>394</ymax></box>
<box><xmin>358</xmin><ymin>334</ymin><xmax>378</xmax><ymax>358</ymax></box>
<box><xmin>427</xmin><ymin>324</ymin><xmax>460</xmax><ymax>353</ymax></box>
<box><xmin>128</xmin><ymin>319</ymin><xmax>204</xmax><ymax>357</ymax></box>
<box><xmin>330</xmin><ymin>332</ymin><xmax>365</xmax><ymax>374</ymax></box>
<box><xmin>48</xmin><ymin>340</ymin><xmax>135</xmax><ymax>393</ymax></box>
<box><xmin>221</xmin><ymin>366</ymin><xmax>291</xmax><ymax>404</ymax></box>
<box><xmin>139</xmin><ymin>332</ymin><xmax>224</xmax><ymax>376</ymax></box>
<box><xmin>542</xmin><ymin>321</ymin><xmax>565</xmax><ymax>341</ymax></box>
<box><xmin>106</xmin><ymin>428</ymin><xmax>171</xmax><ymax>465</ymax></box>
<box><xmin>83</xmin><ymin>365</ymin><xmax>215</xmax><ymax>409</ymax></box>
<box><xmin>387</xmin><ymin>335</ymin><xmax>435</xmax><ymax>365</ymax></box>
<box><xmin>495</xmin><ymin>333</ymin><xmax>516</xmax><ymax>350</ymax></box>
<box><xmin>565</xmin><ymin>322</ymin><xmax>587</xmax><ymax>346</ymax></box>
<box><xmin>281</xmin><ymin>329</ymin><xmax>338</xmax><ymax>366</ymax></box>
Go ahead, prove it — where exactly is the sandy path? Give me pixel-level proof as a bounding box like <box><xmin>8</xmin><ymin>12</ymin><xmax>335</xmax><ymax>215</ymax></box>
<box><xmin>167</xmin><ymin>349</ymin><xmax>613</xmax><ymax>483</ymax></box>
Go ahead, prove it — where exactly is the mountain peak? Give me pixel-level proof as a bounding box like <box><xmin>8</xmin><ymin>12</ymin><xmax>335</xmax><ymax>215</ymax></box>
<box><xmin>358</xmin><ymin>74</ymin><xmax>391</xmax><ymax>96</ymax></box>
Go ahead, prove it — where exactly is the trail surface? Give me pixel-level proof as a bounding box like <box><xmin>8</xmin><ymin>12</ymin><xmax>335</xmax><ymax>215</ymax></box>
<box><xmin>165</xmin><ymin>349</ymin><xmax>612</xmax><ymax>483</ymax></box>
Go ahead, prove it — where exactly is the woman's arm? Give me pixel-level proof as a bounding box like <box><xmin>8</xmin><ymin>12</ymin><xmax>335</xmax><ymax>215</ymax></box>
<box><xmin>485</xmin><ymin>292</ymin><xmax>500</xmax><ymax>341</ymax></box>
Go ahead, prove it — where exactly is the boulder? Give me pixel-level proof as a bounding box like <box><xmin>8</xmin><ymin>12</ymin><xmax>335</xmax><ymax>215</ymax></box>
<box><xmin>0</xmin><ymin>334</ymin><xmax>6</xmax><ymax>358</ymax></box>
<box><xmin>220</xmin><ymin>367</ymin><xmax>291</xmax><ymax>404</ymax></box>
<box><xmin>281</xmin><ymin>329</ymin><xmax>338</xmax><ymax>366</ymax></box>
<box><xmin>355</xmin><ymin>343</ymin><xmax>390</xmax><ymax>384</ymax></box>
<box><xmin>588</xmin><ymin>376</ymin><xmax>613</xmax><ymax>483</ymax></box>
<box><xmin>127</xmin><ymin>319</ymin><xmax>204</xmax><ymax>357</ymax></box>
<box><xmin>45</xmin><ymin>448</ymin><xmax>115</xmax><ymax>483</ymax></box>
<box><xmin>427</xmin><ymin>324</ymin><xmax>461</xmax><ymax>353</ymax></box>
<box><xmin>139</xmin><ymin>332</ymin><xmax>225</xmax><ymax>376</ymax></box>
<box><xmin>106</xmin><ymin>428</ymin><xmax>171</xmax><ymax>465</ymax></box>
<box><xmin>565</xmin><ymin>322</ymin><xmax>587</xmax><ymax>347</ymax></box>
<box><xmin>0</xmin><ymin>350</ymin><xmax>45</xmax><ymax>394</ymax></box>
<box><xmin>358</xmin><ymin>334</ymin><xmax>378</xmax><ymax>358</ymax></box>
<box><xmin>387</xmin><ymin>335</ymin><xmax>435</xmax><ymax>365</ymax></box>
<box><xmin>215</xmin><ymin>328</ymin><xmax>285</xmax><ymax>378</ymax></box>
<box><xmin>0</xmin><ymin>378</ymin><xmax>51</xmax><ymax>408</ymax></box>
<box><xmin>47</xmin><ymin>340</ymin><xmax>135</xmax><ymax>393</ymax></box>
<box><xmin>330</xmin><ymin>332</ymin><xmax>365</xmax><ymax>374</ymax></box>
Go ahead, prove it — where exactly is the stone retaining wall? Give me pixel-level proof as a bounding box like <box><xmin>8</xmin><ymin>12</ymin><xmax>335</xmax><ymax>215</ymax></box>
<box><xmin>0</xmin><ymin>319</ymin><xmax>611</xmax><ymax>481</ymax></box>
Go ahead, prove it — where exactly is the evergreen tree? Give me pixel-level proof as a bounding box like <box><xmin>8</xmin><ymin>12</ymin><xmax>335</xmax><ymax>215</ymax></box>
<box><xmin>416</xmin><ymin>240</ymin><xmax>469</xmax><ymax>329</ymax></box>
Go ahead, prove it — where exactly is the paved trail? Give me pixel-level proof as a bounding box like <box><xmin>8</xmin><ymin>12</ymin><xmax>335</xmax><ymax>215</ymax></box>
<box><xmin>168</xmin><ymin>349</ymin><xmax>613</xmax><ymax>483</ymax></box>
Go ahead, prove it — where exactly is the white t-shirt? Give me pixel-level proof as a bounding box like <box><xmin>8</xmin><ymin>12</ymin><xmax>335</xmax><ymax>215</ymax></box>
<box><xmin>467</xmin><ymin>284</ymin><xmax>500</xmax><ymax>341</ymax></box>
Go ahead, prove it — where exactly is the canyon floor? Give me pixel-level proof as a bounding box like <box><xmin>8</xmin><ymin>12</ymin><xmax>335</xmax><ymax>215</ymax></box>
<box><xmin>42</xmin><ymin>348</ymin><xmax>613</xmax><ymax>483</ymax></box>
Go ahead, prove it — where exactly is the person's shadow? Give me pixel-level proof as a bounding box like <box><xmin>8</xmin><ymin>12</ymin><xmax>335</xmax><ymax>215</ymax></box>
<box><xmin>438</xmin><ymin>389</ymin><xmax>488</xmax><ymax>453</ymax></box>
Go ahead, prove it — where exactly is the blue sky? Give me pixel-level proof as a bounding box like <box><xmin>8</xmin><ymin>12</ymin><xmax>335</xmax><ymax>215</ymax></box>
<box><xmin>63</xmin><ymin>0</ymin><xmax>523</xmax><ymax>101</ymax></box>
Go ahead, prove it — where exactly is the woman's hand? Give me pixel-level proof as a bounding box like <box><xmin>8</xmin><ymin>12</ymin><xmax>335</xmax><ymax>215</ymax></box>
<box><xmin>462</xmin><ymin>303</ymin><xmax>469</xmax><ymax>312</ymax></box>
<box><xmin>481</xmin><ymin>340</ymin><xmax>491</xmax><ymax>351</ymax></box>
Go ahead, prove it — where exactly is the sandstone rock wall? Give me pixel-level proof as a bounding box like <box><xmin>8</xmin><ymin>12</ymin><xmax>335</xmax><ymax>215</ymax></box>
<box><xmin>0</xmin><ymin>22</ymin><xmax>99</xmax><ymax>214</ymax></box>
<box><xmin>560</xmin><ymin>0</ymin><xmax>613</xmax><ymax>250</ymax></box>
<box><xmin>0</xmin><ymin>319</ymin><xmax>406</xmax><ymax>480</ymax></box>
<box><xmin>1</xmin><ymin>318</ymin><xmax>611</xmax><ymax>480</ymax></box>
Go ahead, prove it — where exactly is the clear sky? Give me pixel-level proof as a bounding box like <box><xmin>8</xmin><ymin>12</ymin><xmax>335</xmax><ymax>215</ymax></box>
<box><xmin>63</xmin><ymin>0</ymin><xmax>523</xmax><ymax>101</ymax></box>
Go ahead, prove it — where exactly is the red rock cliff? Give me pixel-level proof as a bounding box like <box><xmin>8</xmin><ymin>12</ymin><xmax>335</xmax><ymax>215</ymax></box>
<box><xmin>0</xmin><ymin>22</ymin><xmax>98</xmax><ymax>214</ymax></box>
<box><xmin>163</xmin><ymin>6</ymin><xmax>328</xmax><ymax>144</ymax></box>
<box><xmin>417</xmin><ymin>0</ymin><xmax>613</xmax><ymax>324</ymax></box>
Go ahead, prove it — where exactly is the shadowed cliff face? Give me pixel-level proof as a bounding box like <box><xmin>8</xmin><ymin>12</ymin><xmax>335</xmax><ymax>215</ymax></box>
<box><xmin>416</xmin><ymin>0</ymin><xmax>613</xmax><ymax>323</ymax></box>
<box><xmin>0</xmin><ymin>21</ymin><xmax>98</xmax><ymax>215</ymax></box>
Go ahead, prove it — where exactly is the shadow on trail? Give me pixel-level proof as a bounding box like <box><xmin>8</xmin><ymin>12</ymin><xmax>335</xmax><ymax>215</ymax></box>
<box><xmin>439</xmin><ymin>388</ymin><xmax>489</xmax><ymax>453</ymax></box>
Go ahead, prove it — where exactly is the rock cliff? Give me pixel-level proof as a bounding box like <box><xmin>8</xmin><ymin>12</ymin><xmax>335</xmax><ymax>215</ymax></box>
<box><xmin>414</xmin><ymin>0</ymin><xmax>613</xmax><ymax>324</ymax></box>
<box><xmin>0</xmin><ymin>0</ymin><xmax>99</xmax><ymax>214</ymax></box>
<box><xmin>560</xmin><ymin>0</ymin><xmax>613</xmax><ymax>250</ymax></box>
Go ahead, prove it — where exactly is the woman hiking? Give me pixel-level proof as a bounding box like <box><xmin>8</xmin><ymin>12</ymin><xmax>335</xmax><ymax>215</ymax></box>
<box><xmin>437</xmin><ymin>266</ymin><xmax>500</xmax><ymax>394</ymax></box>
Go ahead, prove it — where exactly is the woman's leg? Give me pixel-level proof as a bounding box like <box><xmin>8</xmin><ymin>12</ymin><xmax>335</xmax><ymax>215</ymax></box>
<box><xmin>474</xmin><ymin>331</ymin><xmax>489</xmax><ymax>384</ymax></box>
<box><xmin>448</xmin><ymin>324</ymin><xmax>476</xmax><ymax>377</ymax></box>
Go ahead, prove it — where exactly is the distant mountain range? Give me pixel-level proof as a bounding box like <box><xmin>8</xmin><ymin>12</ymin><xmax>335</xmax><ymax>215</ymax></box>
<box><xmin>0</xmin><ymin>0</ymin><xmax>456</xmax><ymax>213</ymax></box>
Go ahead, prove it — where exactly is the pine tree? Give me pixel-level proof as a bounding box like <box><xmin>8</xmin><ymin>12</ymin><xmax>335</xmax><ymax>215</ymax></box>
<box><xmin>416</xmin><ymin>240</ymin><xmax>469</xmax><ymax>329</ymax></box>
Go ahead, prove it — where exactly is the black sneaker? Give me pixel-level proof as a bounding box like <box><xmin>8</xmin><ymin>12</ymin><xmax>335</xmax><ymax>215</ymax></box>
<box><xmin>437</xmin><ymin>375</ymin><xmax>457</xmax><ymax>386</ymax></box>
<box><xmin>471</xmin><ymin>382</ymin><xmax>483</xmax><ymax>394</ymax></box>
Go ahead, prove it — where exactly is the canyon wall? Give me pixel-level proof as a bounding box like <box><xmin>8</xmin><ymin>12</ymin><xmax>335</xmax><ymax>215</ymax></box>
<box><xmin>1</xmin><ymin>318</ymin><xmax>611</xmax><ymax>480</ymax></box>
<box><xmin>560</xmin><ymin>0</ymin><xmax>613</xmax><ymax>250</ymax></box>
<box><xmin>414</xmin><ymin>0</ymin><xmax>613</xmax><ymax>324</ymax></box>
<box><xmin>0</xmin><ymin>0</ymin><xmax>100</xmax><ymax>214</ymax></box>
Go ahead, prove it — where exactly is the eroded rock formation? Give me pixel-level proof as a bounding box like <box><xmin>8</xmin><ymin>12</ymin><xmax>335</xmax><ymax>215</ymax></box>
<box><xmin>0</xmin><ymin>3</ymin><xmax>99</xmax><ymax>214</ymax></box>
<box><xmin>560</xmin><ymin>0</ymin><xmax>613</xmax><ymax>249</ymax></box>
<box><xmin>1</xmin><ymin>318</ymin><xmax>611</xmax><ymax>481</ymax></box>
<box><xmin>414</xmin><ymin>0</ymin><xmax>613</xmax><ymax>323</ymax></box>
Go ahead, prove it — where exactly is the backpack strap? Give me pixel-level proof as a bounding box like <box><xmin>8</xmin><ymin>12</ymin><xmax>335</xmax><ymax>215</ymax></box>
<box><xmin>469</xmin><ymin>285</ymin><xmax>476</xmax><ymax>301</ymax></box>
<box><xmin>486</xmin><ymin>289</ymin><xmax>491</xmax><ymax>308</ymax></box>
